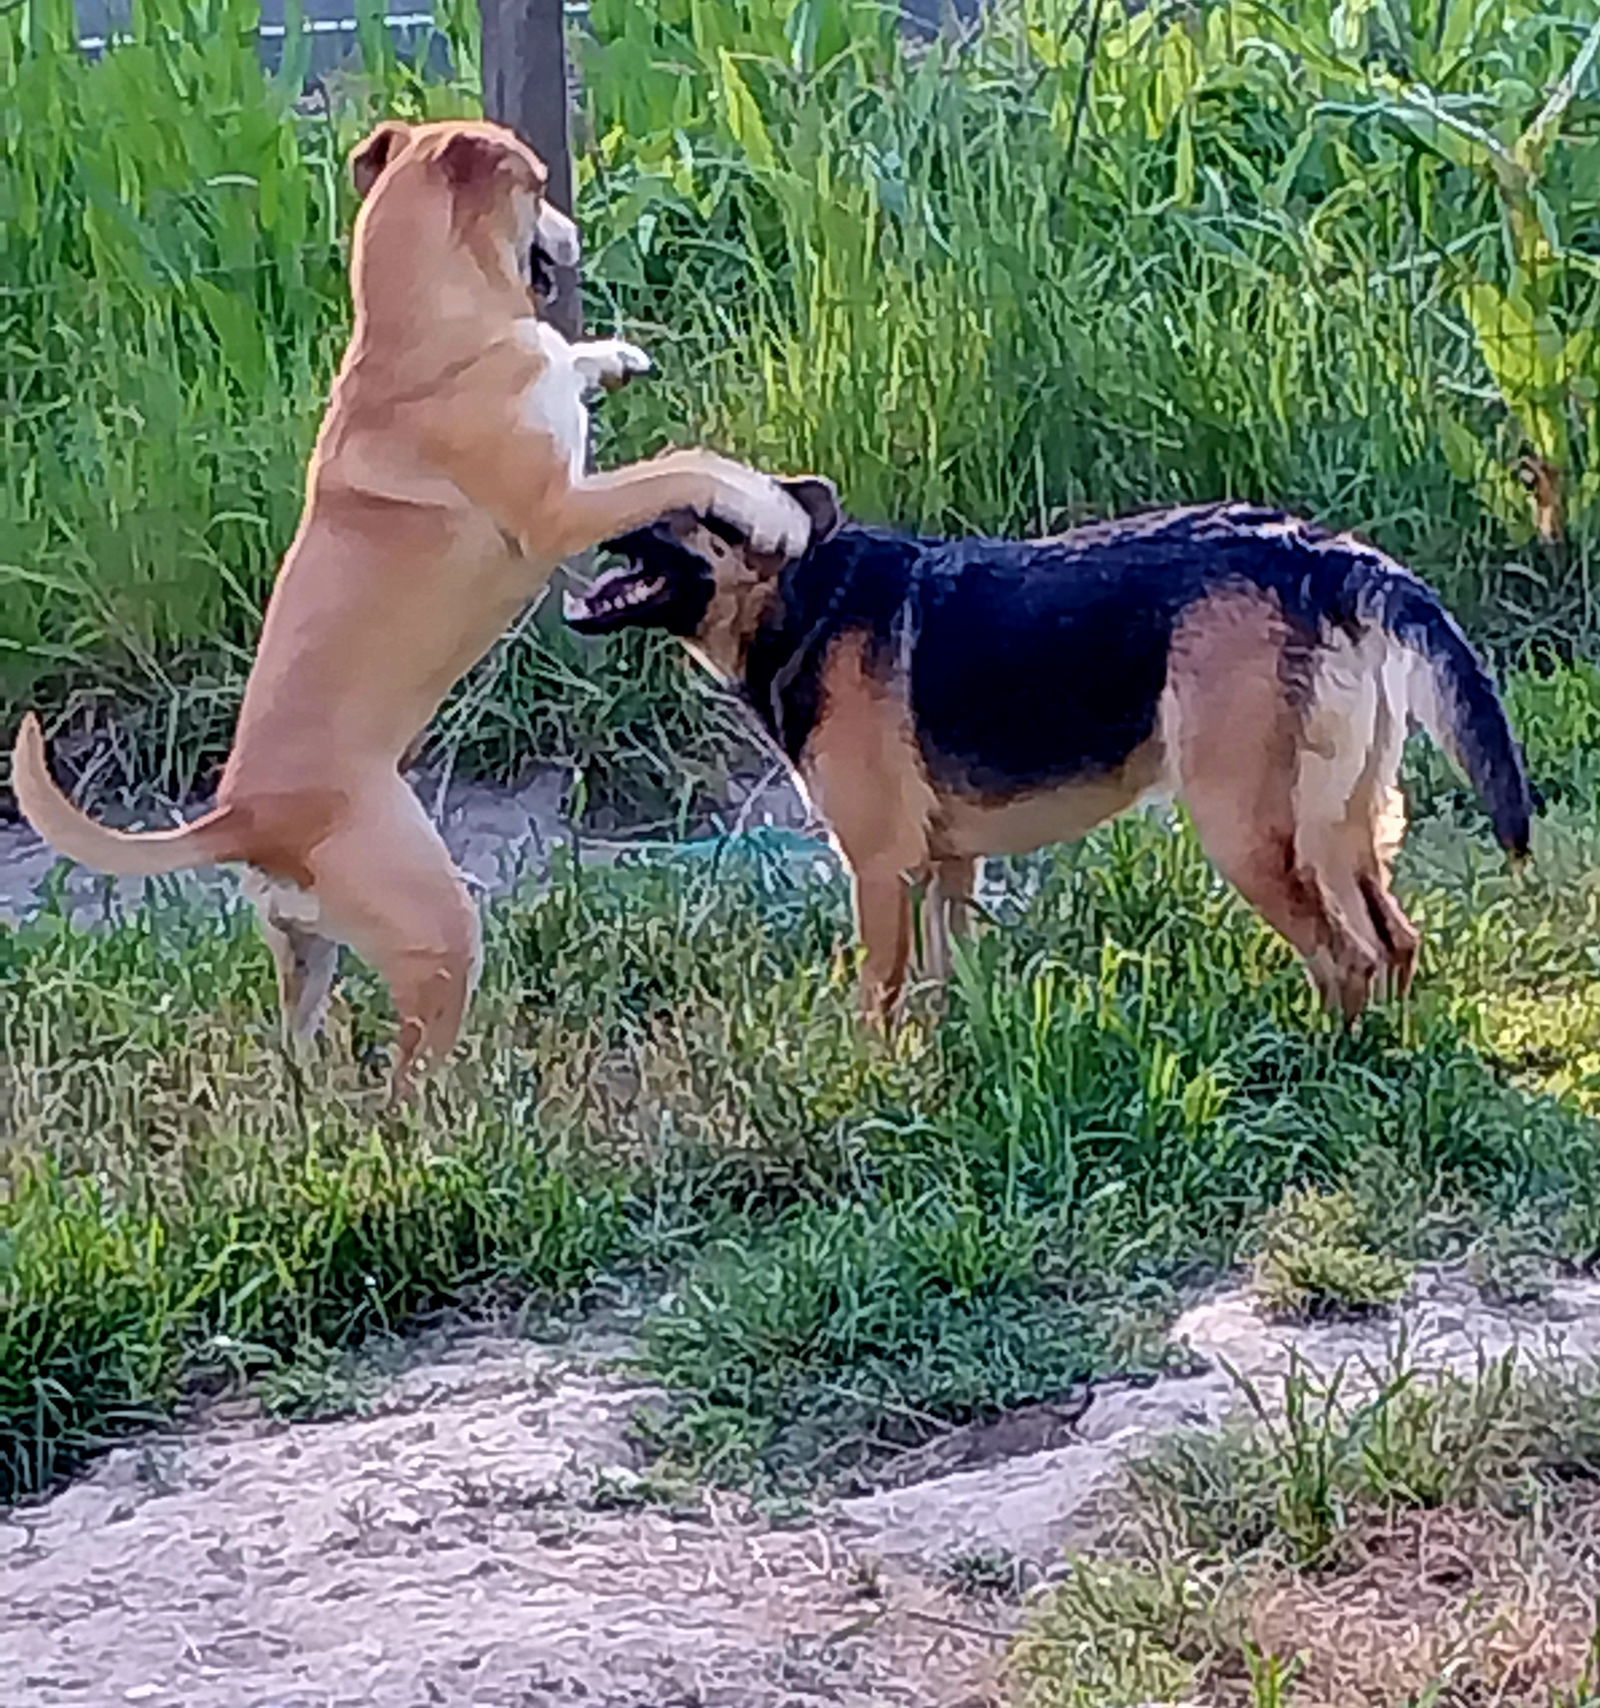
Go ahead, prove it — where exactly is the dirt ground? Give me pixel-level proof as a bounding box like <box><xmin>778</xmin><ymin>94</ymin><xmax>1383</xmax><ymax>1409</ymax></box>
<box><xmin>7</xmin><ymin>1269</ymin><xmax>1600</xmax><ymax>1708</ymax></box>
<box><xmin>0</xmin><ymin>764</ymin><xmax>817</xmax><ymax>929</ymax></box>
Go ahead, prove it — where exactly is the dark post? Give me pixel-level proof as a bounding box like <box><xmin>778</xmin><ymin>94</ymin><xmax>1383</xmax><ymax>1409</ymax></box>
<box><xmin>481</xmin><ymin>0</ymin><xmax>581</xmax><ymax>339</ymax></box>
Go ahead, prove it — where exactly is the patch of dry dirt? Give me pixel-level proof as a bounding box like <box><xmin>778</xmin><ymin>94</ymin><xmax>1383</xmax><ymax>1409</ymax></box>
<box><xmin>0</xmin><ymin>1335</ymin><xmax>999</xmax><ymax>1708</ymax></box>
<box><xmin>7</xmin><ymin>1269</ymin><xmax>1600</xmax><ymax>1707</ymax></box>
<box><xmin>1243</xmin><ymin>1502</ymin><xmax>1600</xmax><ymax>1707</ymax></box>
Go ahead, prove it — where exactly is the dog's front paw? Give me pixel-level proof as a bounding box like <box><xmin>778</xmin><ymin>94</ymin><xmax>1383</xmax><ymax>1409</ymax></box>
<box><xmin>737</xmin><ymin>481</ymin><xmax>812</xmax><ymax>560</ymax></box>
<box><xmin>714</xmin><ymin>478</ymin><xmax>812</xmax><ymax>558</ymax></box>
<box><xmin>610</xmin><ymin>340</ymin><xmax>653</xmax><ymax>382</ymax></box>
<box><xmin>575</xmin><ymin>338</ymin><xmax>653</xmax><ymax>394</ymax></box>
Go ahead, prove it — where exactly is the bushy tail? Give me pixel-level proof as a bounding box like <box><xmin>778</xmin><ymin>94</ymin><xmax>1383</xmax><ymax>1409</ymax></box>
<box><xmin>1359</xmin><ymin>575</ymin><xmax>1534</xmax><ymax>858</ymax></box>
<box><xmin>10</xmin><ymin>713</ymin><xmax>241</xmax><ymax>877</ymax></box>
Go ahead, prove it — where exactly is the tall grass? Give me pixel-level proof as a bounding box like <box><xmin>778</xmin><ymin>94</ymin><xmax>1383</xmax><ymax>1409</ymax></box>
<box><xmin>3</xmin><ymin>0</ymin><xmax>1599</xmax><ymax>809</ymax></box>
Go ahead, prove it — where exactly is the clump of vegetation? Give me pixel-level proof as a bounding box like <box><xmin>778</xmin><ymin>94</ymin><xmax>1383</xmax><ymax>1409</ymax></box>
<box><xmin>1011</xmin><ymin>1553</ymin><xmax>1230</xmax><ymax>1708</ymax></box>
<box><xmin>1248</xmin><ymin>1187</ymin><xmax>1413</xmax><ymax>1320</ymax></box>
<box><xmin>1014</xmin><ymin>1354</ymin><xmax>1600</xmax><ymax>1706</ymax></box>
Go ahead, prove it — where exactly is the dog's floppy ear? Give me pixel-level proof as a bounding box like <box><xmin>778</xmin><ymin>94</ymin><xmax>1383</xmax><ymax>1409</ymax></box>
<box><xmin>780</xmin><ymin>476</ymin><xmax>843</xmax><ymax>546</ymax></box>
<box><xmin>437</xmin><ymin>128</ymin><xmax>546</xmax><ymax>195</ymax></box>
<box><xmin>350</xmin><ymin>121</ymin><xmax>411</xmax><ymax>200</ymax></box>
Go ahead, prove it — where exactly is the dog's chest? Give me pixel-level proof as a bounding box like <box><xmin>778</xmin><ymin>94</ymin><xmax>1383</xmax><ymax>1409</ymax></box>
<box><xmin>515</xmin><ymin>319</ymin><xmax>589</xmax><ymax>482</ymax></box>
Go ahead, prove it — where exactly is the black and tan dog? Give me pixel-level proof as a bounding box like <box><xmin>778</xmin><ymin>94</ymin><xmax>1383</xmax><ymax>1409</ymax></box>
<box><xmin>565</xmin><ymin>486</ymin><xmax>1533</xmax><ymax>1025</ymax></box>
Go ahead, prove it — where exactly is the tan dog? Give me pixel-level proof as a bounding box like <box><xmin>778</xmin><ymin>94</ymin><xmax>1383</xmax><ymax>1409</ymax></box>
<box><xmin>11</xmin><ymin>118</ymin><xmax>811</xmax><ymax>1098</ymax></box>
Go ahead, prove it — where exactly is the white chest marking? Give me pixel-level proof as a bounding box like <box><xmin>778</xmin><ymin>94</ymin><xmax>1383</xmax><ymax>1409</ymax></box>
<box><xmin>516</xmin><ymin>318</ymin><xmax>589</xmax><ymax>483</ymax></box>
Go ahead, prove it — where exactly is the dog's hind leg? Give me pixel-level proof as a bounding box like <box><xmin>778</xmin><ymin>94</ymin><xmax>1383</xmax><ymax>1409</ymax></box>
<box><xmin>922</xmin><ymin>855</ymin><xmax>978</xmax><ymax>983</ymax></box>
<box><xmin>1168</xmin><ymin>589</ymin><xmax>1379</xmax><ymax>1020</ymax></box>
<box><xmin>1295</xmin><ymin>641</ymin><xmax>1420</xmax><ymax>1005</ymax></box>
<box><xmin>1361</xmin><ymin>784</ymin><xmax>1420</xmax><ymax>998</ymax></box>
<box><xmin>1189</xmin><ymin>808</ymin><xmax>1377</xmax><ymax>1020</ymax></box>
<box><xmin>1307</xmin><ymin>783</ymin><xmax>1420</xmax><ymax>1004</ymax></box>
<box><xmin>265</xmin><ymin>919</ymin><xmax>341</xmax><ymax>1043</ymax></box>
<box><xmin>306</xmin><ymin>784</ymin><xmax>482</xmax><ymax>1102</ymax></box>
<box><xmin>242</xmin><ymin>870</ymin><xmax>342</xmax><ymax>1048</ymax></box>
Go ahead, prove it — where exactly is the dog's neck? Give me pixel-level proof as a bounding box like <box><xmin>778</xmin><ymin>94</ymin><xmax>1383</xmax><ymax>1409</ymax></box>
<box><xmin>738</xmin><ymin>527</ymin><xmax>926</xmax><ymax>760</ymax></box>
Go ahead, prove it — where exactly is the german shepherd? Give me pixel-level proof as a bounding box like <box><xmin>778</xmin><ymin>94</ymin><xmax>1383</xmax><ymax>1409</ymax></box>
<box><xmin>565</xmin><ymin>484</ymin><xmax>1533</xmax><ymax>1025</ymax></box>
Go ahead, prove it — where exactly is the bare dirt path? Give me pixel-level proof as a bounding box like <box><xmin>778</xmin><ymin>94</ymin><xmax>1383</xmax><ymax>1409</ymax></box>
<box><xmin>0</xmin><ymin>1334</ymin><xmax>1000</xmax><ymax>1708</ymax></box>
<box><xmin>6</xmin><ymin>1268</ymin><xmax>1599</xmax><ymax>1708</ymax></box>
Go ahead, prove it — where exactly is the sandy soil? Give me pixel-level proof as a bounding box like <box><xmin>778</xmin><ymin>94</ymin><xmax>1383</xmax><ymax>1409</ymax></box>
<box><xmin>6</xmin><ymin>1268</ymin><xmax>1600</xmax><ymax>1707</ymax></box>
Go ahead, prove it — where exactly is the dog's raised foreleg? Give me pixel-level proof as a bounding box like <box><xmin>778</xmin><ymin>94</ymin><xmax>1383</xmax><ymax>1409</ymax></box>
<box><xmin>547</xmin><ymin>449</ymin><xmax>810</xmax><ymax>560</ymax></box>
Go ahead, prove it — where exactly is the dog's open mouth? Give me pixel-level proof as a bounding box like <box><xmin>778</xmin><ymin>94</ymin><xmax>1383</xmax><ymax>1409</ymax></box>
<box><xmin>563</xmin><ymin>567</ymin><xmax>671</xmax><ymax>634</ymax></box>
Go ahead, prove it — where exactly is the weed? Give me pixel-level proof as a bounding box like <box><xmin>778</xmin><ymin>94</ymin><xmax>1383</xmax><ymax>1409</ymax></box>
<box><xmin>257</xmin><ymin>1336</ymin><xmax>400</xmax><ymax>1422</ymax></box>
<box><xmin>1248</xmin><ymin>1187</ymin><xmax>1413</xmax><ymax>1321</ymax></box>
<box><xmin>1467</xmin><ymin>1217</ymin><xmax>1557</xmax><ymax>1308</ymax></box>
<box><xmin>1010</xmin><ymin>1554</ymin><xmax>1229</xmax><ymax>1708</ymax></box>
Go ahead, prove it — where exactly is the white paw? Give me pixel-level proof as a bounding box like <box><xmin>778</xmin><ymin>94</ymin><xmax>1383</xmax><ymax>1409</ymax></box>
<box><xmin>574</xmin><ymin>338</ymin><xmax>653</xmax><ymax>393</ymax></box>
<box><xmin>609</xmin><ymin>340</ymin><xmax>652</xmax><ymax>379</ymax></box>
<box><xmin>736</xmin><ymin>484</ymin><xmax>812</xmax><ymax>558</ymax></box>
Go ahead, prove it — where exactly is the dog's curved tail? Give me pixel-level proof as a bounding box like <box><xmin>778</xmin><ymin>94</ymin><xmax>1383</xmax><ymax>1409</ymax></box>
<box><xmin>1357</xmin><ymin>572</ymin><xmax>1534</xmax><ymax>859</ymax></box>
<box><xmin>11</xmin><ymin>712</ymin><xmax>242</xmax><ymax>877</ymax></box>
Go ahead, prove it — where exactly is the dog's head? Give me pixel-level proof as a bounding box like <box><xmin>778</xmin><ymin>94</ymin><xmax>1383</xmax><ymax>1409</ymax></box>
<box><xmin>349</xmin><ymin>118</ymin><xmax>580</xmax><ymax>307</ymax></box>
<box><xmin>564</xmin><ymin>477</ymin><xmax>842</xmax><ymax>672</ymax></box>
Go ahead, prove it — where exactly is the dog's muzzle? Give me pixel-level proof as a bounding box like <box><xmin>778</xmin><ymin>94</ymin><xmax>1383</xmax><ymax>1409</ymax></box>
<box><xmin>529</xmin><ymin>204</ymin><xmax>580</xmax><ymax>301</ymax></box>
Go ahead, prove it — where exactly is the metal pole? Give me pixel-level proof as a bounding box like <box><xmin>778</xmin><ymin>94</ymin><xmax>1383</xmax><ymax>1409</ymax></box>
<box><xmin>481</xmin><ymin>0</ymin><xmax>581</xmax><ymax>339</ymax></box>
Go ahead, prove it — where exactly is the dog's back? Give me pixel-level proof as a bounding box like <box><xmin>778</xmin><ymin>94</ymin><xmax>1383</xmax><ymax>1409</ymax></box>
<box><xmin>761</xmin><ymin>503</ymin><xmax>1528</xmax><ymax>841</ymax></box>
<box><xmin>754</xmin><ymin>502</ymin><xmax>1530</xmax><ymax>1020</ymax></box>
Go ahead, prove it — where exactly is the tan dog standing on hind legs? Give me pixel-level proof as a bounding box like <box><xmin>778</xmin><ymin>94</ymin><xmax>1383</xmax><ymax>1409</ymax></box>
<box><xmin>11</xmin><ymin>118</ymin><xmax>813</xmax><ymax>1100</ymax></box>
<box><xmin>567</xmin><ymin>489</ymin><xmax>1534</xmax><ymax>1027</ymax></box>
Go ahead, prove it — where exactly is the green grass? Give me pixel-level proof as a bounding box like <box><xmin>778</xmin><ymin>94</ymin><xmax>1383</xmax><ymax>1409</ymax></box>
<box><xmin>1012</xmin><ymin>1352</ymin><xmax>1600</xmax><ymax>1705</ymax></box>
<box><xmin>6</xmin><ymin>0</ymin><xmax>1600</xmax><ymax>1558</ymax></box>
<box><xmin>5</xmin><ymin>673</ymin><xmax>1600</xmax><ymax>1502</ymax></box>
<box><xmin>5</xmin><ymin>0</ymin><xmax>1600</xmax><ymax>815</ymax></box>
